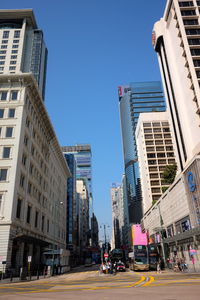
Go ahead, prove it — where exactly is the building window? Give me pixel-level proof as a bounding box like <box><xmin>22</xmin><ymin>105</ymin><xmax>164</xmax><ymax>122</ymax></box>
<box><xmin>47</xmin><ymin>219</ymin><xmax>49</xmax><ymax>232</ymax></box>
<box><xmin>183</xmin><ymin>19</ymin><xmax>198</xmax><ymax>25</ymax></box>
<box><xmin>0</xmin><ymin>193</ymin><xmax>3</xmax><ymax>213</ymax></box>
<box><xmin>10</xmin><ymin>55</ymin><xmax>17</xmax><ymax>59</ymax></box>
<box><xmin>41</xmin><ymin>215</ymin><xmax>45</xmax><ymax>231</ymax></box>
<box><xmin>12</xmin><ymin>45</ymin><xmax>18</xmax><ymax>49</ymax></box>
<box><xmin>186</xmin><ymin>28</ymin><xmax>200</xmax><ymax>35</ymax></box>
<box><xmin>10</xmin><ymin>61</ymin><xmax>16</xmax><ymax>65</ymax></box>
<box><xmin>6</xmin><ymin>127</ymin><xmax>13</xmax><ymax>138</ymax></box>
<box><xmin>26</xmin><ymin>205</ymin><xmax>31</xmax><ymax>223</ymax></box>
<box><xmin>9</xmin><ymin>66</ymin><xmax>16</xmax><ymax>71</ymax></box>
<box><xmin>35</xmin><ymin>211</ymin><xmax>39</xmax><ymax>228</ymax></box>
<box><xmin>11</xmin><ymin>50</ymin><xmax>18</xmax><ymax>54</ymax></box>
<box><xmin>193</xmin><ymin>59</ymin><xmax>200</xmax><ymax>67</ymax></box>
<box><xmin>0</xmin><ymin>91</ymin><xmax>7</xmax><ymax>101</ymax></box>
<box><xmin>1</xmin><ymin>40</ymin><xmax>8</xmax><ymax>44</ymax></box>
<box><xmin>26</xmin><ymin>117</ymin><xmax>30</xmax><ymax>128</ymax></box>
<box><xmin>20</xmin><ymin>174</ymin><xmax>25</xmax><ymax>188</ymax></box>
<box><xmin>0</xmin><ymin>109</ymin><xmax>4</xmax><ymax>118</ymax></box>
<box><xmin>24</xmin><ymin>134</ymin><xmax>29</xmax><ymax>146</ymax></box>
<box><xmin>0</xmin><ymin>61</ymin><xmax>5</xmax><ymax>65</ymax></box>
<box><xmin>0</xmin><ymin>67</ymin><xmax>4</xmax><ymax>71</ymax></box>
<box><xmin>16</xmin><ymin>198</ymin><xmax>22</xmax><ymax>219</ymax></box>
<box><xmin>29</xmin><ymin>163</ymin><xmax>33</xmax><ymax>175</ymax></box>
<box><xmin>11</xmin><ymin>91</ymin><xmax>18</xmax><ymax>100</ymax></box>
<box><xmin>0</xmin><ymin>56</ymin><xmax>6</xmax><ymax>60</ymax></box>
<box><xmin>14</xmin><ymin>30</ymin><xmax>20</xmax><ymax>38</ymax></box>
<box><xmin>0</xmin><ymin>50</ymin><xmax>6</xmax><ymax>54</ymax></box>
<box><xmin>181</xmin><ymin>10</ymin><xmax>196</xmax><ymax>16</ymax></box>
<box><xmin>3</xmin><ymin>31</ymin><xmax>9</xmax><ymax>39</ymax></box>
<box><xmin>8</xmin><ymin>108</ymin><xmax>15</xmax><ymax>118</ymax></box>
<box><xmin>22</xmin><ymin>153</ymin><xmax>27</xmax><ymax>166</ymax></box>
<box><xmin>27</xmin><ymin>182</ymin><xmax>32</xmax><ymax>194</ymax></box>
<box><xmin>1</xmin><ymin>45</ymin><xmax>7</xmax><ymax>49</ymax></box>
<box><xmin>0</xmin><ymin>169</ymin><xmax>8</xmax><ymax>181</ymax></box>
<box><xmin>3</xmin><ymin>147</ymin><xmax>11</xmax><ymax>158</ymax></box>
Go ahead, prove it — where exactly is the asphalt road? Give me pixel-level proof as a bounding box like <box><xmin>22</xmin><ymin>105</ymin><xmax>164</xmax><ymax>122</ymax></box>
<box><xmin>0</xmin><ymin>266</ymin><xmax>200</xmax><ymax>299</ymax></box>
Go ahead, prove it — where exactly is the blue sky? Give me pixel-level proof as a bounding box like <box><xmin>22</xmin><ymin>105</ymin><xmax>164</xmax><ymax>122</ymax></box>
<box><xmin>1</xmin><ymin>0</ymin><xmax>166</xmax><ymax>240</ymax></box>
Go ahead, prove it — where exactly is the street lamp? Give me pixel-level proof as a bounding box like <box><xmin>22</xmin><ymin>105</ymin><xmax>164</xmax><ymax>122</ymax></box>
<box><xmin>100</xmin><ymin>224</ymin><xmax>110</xmax><ymax>262</ymax></box>
<box><xmin>52</xmin><ymin>201</ymin><xmax>64</xmax><ymax>276</ymax></box>
<box><xmin>153</xmin><ymin>205</ymin><xmax>166</xmax><ymax>266</ymax></box>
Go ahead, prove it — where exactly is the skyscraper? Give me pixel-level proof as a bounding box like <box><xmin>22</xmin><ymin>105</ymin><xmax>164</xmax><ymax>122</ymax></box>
<box><xmin>118</xmin><ymin>82</ymin><xmax>166</xmax><ymax>224</ymax></box>
<box><xmin>0</xmin><ymin>9</ymin><xmax>48</xmax><ymax>99</ymax></box>
<box><xmin>62</xmin><ymin>145</ymin><xmax>93</xmax><ymax>244</ymax></box>
<box><xmin>152</xmin><ymin>0</ymin><xmax>200</xmax><ymax>171</ymax></box>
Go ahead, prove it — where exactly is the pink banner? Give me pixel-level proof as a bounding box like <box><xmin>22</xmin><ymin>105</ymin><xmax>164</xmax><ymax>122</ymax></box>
<box><xmin>132</xmin><ymin>224</ymin><xmax>147</xmax><ymax>246</ymax></box>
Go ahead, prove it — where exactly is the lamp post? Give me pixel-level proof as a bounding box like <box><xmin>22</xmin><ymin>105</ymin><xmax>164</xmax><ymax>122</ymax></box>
<box><xmin>100</xmin><ymin>224</ymin><xmax>110</xmax><ymax>262</ymax></box>
<box><xmin>154</xmin><ymin>205</ymin><xmax>166</xmax><ymax>266</ymax></box>
<box><xmin>52</xmin><ymin>201</ymin><xmax>63</xmax><ymax>276</ymax></box>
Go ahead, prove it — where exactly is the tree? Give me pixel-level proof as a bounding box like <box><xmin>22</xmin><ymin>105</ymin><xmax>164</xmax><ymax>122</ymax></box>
<box><xmin>162</xmin><ymin>164</ymin><xmax>177</xmax><ymax>184</ymax></box>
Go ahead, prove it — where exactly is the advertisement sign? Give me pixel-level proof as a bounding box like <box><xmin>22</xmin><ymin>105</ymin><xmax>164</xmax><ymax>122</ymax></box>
<box><xmin>118</xmin><ymin>86</ymin><xmax>131</xmax><ymax>97</ymax></box>
<box><xmin>184</xmin><ymin>159</ymin><xmax>200</xmax><ymax>227</ymax></box>
<box><xmin>131</xmin><ymin>224</ymin><xmax>147</xmax><ymax>246</ymax></box>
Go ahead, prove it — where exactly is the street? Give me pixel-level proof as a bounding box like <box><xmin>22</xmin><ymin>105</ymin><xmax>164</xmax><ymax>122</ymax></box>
<box><xmin>0</xmin><ymin>266</ymin><xmax>200</xmax><ymax>299</ymax></box>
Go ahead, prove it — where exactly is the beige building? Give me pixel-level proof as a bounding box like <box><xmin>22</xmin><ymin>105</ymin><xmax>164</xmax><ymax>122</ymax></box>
<box><xmin>0</xmin><ymin>9</ymin><xmax>71</xmax><ymax>274</ymax></box>
<box><xmin>136</xmin><ymin>112</ymin><xmax>176</xmax><ymax>214</ymax></box>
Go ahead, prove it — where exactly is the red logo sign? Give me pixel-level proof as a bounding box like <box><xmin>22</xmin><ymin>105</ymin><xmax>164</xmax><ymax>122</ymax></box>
<box><xmin>104</xmin><ymin>253</ymin><xmax>109</xmax><ymax>258</ymax></box>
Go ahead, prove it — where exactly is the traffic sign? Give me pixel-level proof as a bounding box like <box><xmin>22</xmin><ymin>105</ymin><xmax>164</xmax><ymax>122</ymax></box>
<box><xmin>104</xmin><ymin>253</ymin><xmax>108</xmax><ymax>258</ymax></box>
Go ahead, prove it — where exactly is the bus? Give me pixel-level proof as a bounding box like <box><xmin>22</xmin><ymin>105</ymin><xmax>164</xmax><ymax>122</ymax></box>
<box><xmin>128</xmin><ymin>224</ymin><xmax>149</xmax><ymax>271</ymax></box>
<box><xmin>148</xmin><ymin>244</ymin><xmax>159</xmax><ymax>270</ymax></box>
<box><xmin>109</xmin><ymin>249</ymin><xmax>123</xmax><ymax>263</ymax></box>
<box><xmin>128</xmin><ymin>245</ymin><xmax>149</xmax><ymax>271</ymax></box>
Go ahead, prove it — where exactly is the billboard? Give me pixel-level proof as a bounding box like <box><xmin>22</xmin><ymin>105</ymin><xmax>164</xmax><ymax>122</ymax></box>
<box><xmin>131</xmin><ymin>224</ymin><xmax>147</xmax><ymax>246</ymax></box>
<box><xmin>184</xmin><ymin>158</ymin><xmax>200</xmax><ymax>227</ymax></box>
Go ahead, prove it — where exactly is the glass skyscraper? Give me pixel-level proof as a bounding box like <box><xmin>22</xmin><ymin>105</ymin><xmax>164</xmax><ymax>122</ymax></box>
<box><xmin>118</xmin><ymin>81</ymin><xmax>166</xmax><ymax>224</ymax></box>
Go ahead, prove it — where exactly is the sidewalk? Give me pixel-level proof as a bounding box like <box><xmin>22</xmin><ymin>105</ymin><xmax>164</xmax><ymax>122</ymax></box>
<box><xmin>0</xmin><ymin>274</ymin><xmax>51</xmax><ymax>284</ymax></box>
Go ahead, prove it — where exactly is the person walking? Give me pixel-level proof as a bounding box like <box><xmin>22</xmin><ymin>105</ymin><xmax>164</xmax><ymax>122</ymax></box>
<box><xmin>157</xmin><ymin>259</ymin><xmax>161</xmax><ymax>273</ymax></box>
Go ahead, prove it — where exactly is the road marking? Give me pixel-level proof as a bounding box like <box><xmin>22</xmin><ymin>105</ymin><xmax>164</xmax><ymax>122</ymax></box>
<box><xmin>142</xmin><ymin>276</ymin><xmax>154</xmax><ymax>287</ymax></box>
<box><xmin>128</xmin><ymin>275</ymin><xmax>146</xmax><ymax>287</ymax></box>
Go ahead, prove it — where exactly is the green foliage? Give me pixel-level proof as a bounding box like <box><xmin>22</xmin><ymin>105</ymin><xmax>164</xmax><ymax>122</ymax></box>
<box><xmin>152</xmin><ymin>199</ymin><xmax>157</xmax><ymax>206</ymax></box>
<box><xmin>162</xmin><ymin>164</ymin><xmax>177</xmax><ymax>185</ymax></box>
<box><xmin>162</xmin><ymin>186</ymin><xmax>169</xmax><ymax>193</ymax></box>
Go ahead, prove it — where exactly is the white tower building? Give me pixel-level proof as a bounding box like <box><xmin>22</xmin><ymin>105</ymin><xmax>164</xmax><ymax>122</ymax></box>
<box><xmin>152</xmin><ymin>0</ymin><xmax>200</xmax><ymax>172</ymax></box>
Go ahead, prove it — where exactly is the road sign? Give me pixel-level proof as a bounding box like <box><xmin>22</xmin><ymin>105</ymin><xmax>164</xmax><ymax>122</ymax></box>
<box><xmin>28</xmin><ymin>256</ymin><xmax>32</xmax><ymax>263</ymax></box>
<box><xmin>104</xmin><ymin>253</ymin><xmax>108</xmax><ymax>258</ymax></box>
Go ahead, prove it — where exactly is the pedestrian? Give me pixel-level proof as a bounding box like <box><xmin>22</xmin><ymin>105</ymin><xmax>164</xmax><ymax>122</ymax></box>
<box><xmin>102</xmin><ymin>263</ymin><xmax>106</xmax><ymax>274</ymax></box>
<box><xmin>157</xmin><ymin>259</ymin><xmax>161</xmax><ymax>273</ymax></box>
<box><xmin>177</xmin><ymin>258</ymin><xmax>181</xmax><ymax>271</ymax></box>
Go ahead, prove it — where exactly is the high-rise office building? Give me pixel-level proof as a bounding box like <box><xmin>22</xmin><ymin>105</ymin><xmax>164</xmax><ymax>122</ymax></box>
<box><xmin>62</xmin><ymin>145</ymin><xmax>93</xmax><ymax>245</ymax></box>
<box><xmin>111</xmin><ymin>184</ymin><xmax>121</xmax><ymax>249</ymax></box>
<box><xmin>0</xmin><ymin>9</ymin><xmax>70</xmax><ymax>274</ymax></box>
<box><xmin>63</xmin><ymin>154</ymin><xmax>77</xmax><ymax>249</ymax></box>
<box><xmin>136</xmin><ymin>112</ymin><xmax>176</xmax><ymax>213</ymax></box>
<box><xmin>152</xmin><ymin>0</ymin><xmax>200</xmax><ymax>171</ymax></box>
<box><xmin>0</xmin><ymin>9</ymin><xmax>48</xmax><ymax>99</ymax></box>
<box><xmin>118</xmin><ymin>82</ymin><xmax>166</xmax><ymax>224</ymax></box>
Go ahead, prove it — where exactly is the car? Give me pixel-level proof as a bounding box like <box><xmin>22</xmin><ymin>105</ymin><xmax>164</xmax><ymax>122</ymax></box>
<box><xmin>115</xmin><ymin>262</ymin><xmax>126</xmax><ymax>272</ymax></box>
